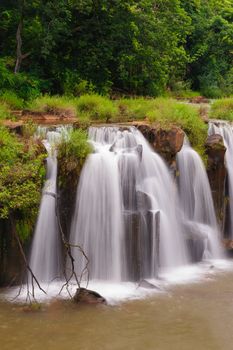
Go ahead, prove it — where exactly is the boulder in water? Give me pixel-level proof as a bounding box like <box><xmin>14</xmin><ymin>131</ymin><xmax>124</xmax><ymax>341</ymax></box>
<box><xmin>73</xmin><ymin>288</ymin><xmax>106</xmax><ymax>305</ymax></box>
<box><xmin>139</xmin><ymin>279</ymin><xmax>162</xmax><ymax>290</ymax></box>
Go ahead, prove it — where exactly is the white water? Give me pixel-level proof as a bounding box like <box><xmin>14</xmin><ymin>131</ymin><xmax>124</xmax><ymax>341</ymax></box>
<box><xmin>177</xmin><ymin>138</ymin><xmax>222</xmax><ymax>260</ymax></box>
<box><xmin>1</xmin><ymin>124</ymin><xmax>228</xmax><ymax>303</ymax></box>
<box><xmin>29</xmin><ymin>127</ymin><xmax>69</xmax><ymax>283</ymax></box>
<box><xmin>209</xmin><ymin>121</ymin><xmax>233</xmax><ymax>239</ymax></box>
<box><xmin>70</xmin><ymin>127</ymin><xmax>188</xmax><ymax>282</ymax></box>
<box><xmin>3</xmin><ymin>259</ymin><xmax>233</xmax><ymax>304</ymax></box>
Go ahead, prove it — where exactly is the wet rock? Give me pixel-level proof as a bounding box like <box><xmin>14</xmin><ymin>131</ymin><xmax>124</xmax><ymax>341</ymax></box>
<box><xmin>0</xmin><ymin>220</ymin><xmax>25</xmax><ymax>286</ymax></box>
<box><xmin>135</xmin><ymin>124</ymin><xmax>184</xmax><ymax>165</ymax></box>
<box><xmin>73</xmin><ymin>288</ymin><xmax>106</xmax><ymax>305</ymax></box>
<box><xmin>205</xmin><ymin>134</ymin><xmax>226</xmax><ymax>227</ymax></box>
<box><xmin>139</xmin><ymin>279</ymin><xmax>162</xmax><ymax>290</ymax></box>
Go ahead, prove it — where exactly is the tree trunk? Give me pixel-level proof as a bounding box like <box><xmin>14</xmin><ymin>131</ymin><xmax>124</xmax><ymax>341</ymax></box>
<box><xmin>14</xmin><ymin>19</ymin><xmax>23</xmax><ymax>73</ymax></box>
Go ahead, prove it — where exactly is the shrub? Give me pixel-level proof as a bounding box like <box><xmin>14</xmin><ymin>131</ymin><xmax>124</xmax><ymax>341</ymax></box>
<box><xmin>147</xmin><ymin>98</ymin><xmax>207</xmax><ymax>155</ymax></box>
<box><xmin>28</xmin><ymin>95</ymin><xmax>77</xmax><ymax>117</ymax></box>
<box><xmin>115</xmin><ymin>98</ymin><xmax>153</xmax><ymax>121</ymax></box>
<box><xmin>0</xmin><ymin>104</ymin><xmax>13</xmax><ymax>121</ymax></box>
<box><xmin>0</xmin><ymin>127</ymin><xmax>46</xmax><ymax>230</ymax></box>
<box><xmin>210</xmin><ymin>98</ymin><xmax>233</xmax><ymax>121</ymax></box>
<box><xmin>0</xmin><ymin>59</ymin><xmax>41</xmax><ymax>101</ymax></box>
<box><xmin>58</xmin><ymin>129</ymin><xmax>91</xmax><ymax>161</ymax></box>
<box><xmin>0</xmin><ymin>90</ymin><xmax>25</xmax><ymax>110</ymax></box>
<box><xmin>76</xmin><ymin>94</ymin><xmax>117</xmax><ymax>122</ymax></box>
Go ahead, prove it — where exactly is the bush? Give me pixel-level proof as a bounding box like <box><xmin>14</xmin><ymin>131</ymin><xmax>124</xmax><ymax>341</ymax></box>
<box><xmin>210</xmin><ymin>98</ymin><xmax>233</xmax><ymax>121</ymax></box>
<box><xmin>28</xmin><ymin>95</ymin><xmax>77</xmax><ymax>117</ymax></box>
<box><xmin>0</xmin><ymin>59</ymin><xmax>41</xmax><ymax>101</ymax></box>
<box><xmin>147</xmin><ymin>98</ymin><xmax>207</xmax><ymax>155</ymax></box>
<box><xmin>0</xmin><ymin>90</ymin><xmax>25</xmax><ymax>109</ymax></box>
<box><xmin>0</xmin><ymin>127</ymin><xmax>46</xmax><ymax>228</ymax></box>
<box><xmin>115</xmin><ymin>98</ymin><xmax>153</xmax><ymax>121</ymax></box>
<box><xmin>58</xmin><ymin>129</ymin><xmax>91</xmax><ymax>161</ymax></box>
<box><xmin>76</xmin><ymin>94</ymin><xmax>117</xmax><ymax>122</ymax></box>
<box><xmin>0</xmin><ymin>104</ymin><xmax>13</xmax><ymax>121</ymax></box>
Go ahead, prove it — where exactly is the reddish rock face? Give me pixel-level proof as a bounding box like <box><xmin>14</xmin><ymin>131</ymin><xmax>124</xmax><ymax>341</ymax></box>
<box><xmin>205</xmin><ymin>134</ymin><xmax>226</xmax><ymax>228</ymax></box>
<box><xmin>136</xmin><ymin>124</ymin><xmax>184</xmax><ymax>164</ymax></box>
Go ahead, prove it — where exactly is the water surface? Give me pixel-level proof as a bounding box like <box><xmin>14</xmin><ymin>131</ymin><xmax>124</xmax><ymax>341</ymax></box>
<box><xmin>1</xmin><ymin>268</ymin><xmax>233</xmax><ymax>350</ymax></box>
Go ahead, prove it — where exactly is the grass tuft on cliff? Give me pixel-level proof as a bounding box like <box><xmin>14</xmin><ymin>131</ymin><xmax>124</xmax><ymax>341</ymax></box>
<box><xmin>210</xmin><ymin>98</ymin><xmax>233</xmax><ymax>121</ymax></box>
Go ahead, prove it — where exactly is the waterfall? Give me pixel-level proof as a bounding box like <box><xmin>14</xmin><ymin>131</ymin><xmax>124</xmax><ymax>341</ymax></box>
<box><xmin>29</xmin><ymin>127</ymin><xmax>69</xmax><ymax>283</ymax></box>
<box><xmin>70</xmin><ymin>126</ymin><xmax>189</xmax><ymax>282</ymax></box>
<box><xmin>177</xmin><ymin>138</ymin><xmax>222</xmax><ymax>260</ymax></box>
<box><xmin>209</xmin><ymin>121</ymin><xmax>233</xmax><ymax>239</ymax></box>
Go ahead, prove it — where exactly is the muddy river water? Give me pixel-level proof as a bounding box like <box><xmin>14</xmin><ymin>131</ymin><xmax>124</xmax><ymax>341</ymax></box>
<box><xmin>1</xmin><ymin>266</ymin><xmax>233</xmax><ymax>350</ymax></box>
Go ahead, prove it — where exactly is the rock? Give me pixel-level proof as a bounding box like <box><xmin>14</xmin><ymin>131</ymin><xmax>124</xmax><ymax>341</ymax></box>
<box><xmin>2</xmin><ymin>120</ymin><xmax>23</xmax><ymax>135</ymax></box>
<box><xmin>139</xmin><ymin>279</ymin><xmax>162</xmax><ymax>290</ymax></box>
<box><xmin>73</xmin><ymin>288</ymin><xmax>106</xmax><ymax>305</ymax></box>
<box><xmin>188</xmin><ymin>96</ymin><xmax>209</xmax><ymax>104</ymax></box>
<box><xmin>135</xmin><ymin>124</ymin><xmax>184</xmax><ymax>165</ymax></box>
<box><xmin>205</xmin><ymin>134</ymin><xmax>226</xmax><ymax>227</ymax></box>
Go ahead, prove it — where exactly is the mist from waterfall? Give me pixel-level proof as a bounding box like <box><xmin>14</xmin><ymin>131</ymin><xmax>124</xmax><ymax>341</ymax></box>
<box><xmin>177</xmin><ymin>138</ymin><xmax>222</xmax><ymax>260</ymax></box>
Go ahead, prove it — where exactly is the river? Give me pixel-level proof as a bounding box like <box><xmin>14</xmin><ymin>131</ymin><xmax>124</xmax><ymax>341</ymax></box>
<box><xmin>1</xmin><ymin>264</ymin><xmax>233</xmax><ymax>350</ymax></box>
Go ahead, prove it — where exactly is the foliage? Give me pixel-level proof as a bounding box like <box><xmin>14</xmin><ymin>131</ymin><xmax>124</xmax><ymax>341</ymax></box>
<box><xmin>58</xmin><ymin>129</ymin><xmax>91</xmax><ymax>162</ymax></box>
<box><xmin>0</xmin><ymin>127</ymin><xmax>46</xmax><ymax>240</ymax></box>
<box><xmin>57</xmin><ymin>129</ymin><xmax>92</xmax><ymax>190</ymax></box>
<box><xmin>0</xmin><ymin>104</ymin><xmax>13</xmax><ymax>120</ymax></box>
<box><xmin>0</xmin><ymin>0</ymin><xmax>191</xmax><ymax>96</ymax></box>
<box><xmin>0</xmin><ymin>1</ymin><xmax>232</xmax><ymax>97</ymax></box>
<box><xmin>76</xmin><ymin>94</ymin><xmax>117</xmax><ymax>122</ymax></box>
<box><xmin>146</xmin><ymin>98</ymin><xmax>207</xmax><ymax>154</ymax></box>
<box><xmin>210</xmin><ymin>98</ymin><xmax>233</xmax><ymax>121</ymax></box>
<box><xmin>28</xmin><ymin>95</ymin><xmax>77</xmax><ymax>117</ymax></box>
<box><xmin>0</xmin><ymin>90</ymin><xmax>25</xmax><ymax>109</ymax></box>
<box><xmin>0</xmin><ymin>59</ymin><xmax>41</xmax><ymax>100</ymax></box>
<box><xmin>182</xmin><ymin>0</ymin><xmax>233</xmax><ymax>97</ymax></box>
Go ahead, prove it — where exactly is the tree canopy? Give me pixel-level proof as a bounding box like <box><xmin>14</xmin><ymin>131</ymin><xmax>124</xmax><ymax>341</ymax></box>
<box><xmin>0</xmin><ymin>0</ymin><xmax>232</xmax><ymax>97</ymax></box>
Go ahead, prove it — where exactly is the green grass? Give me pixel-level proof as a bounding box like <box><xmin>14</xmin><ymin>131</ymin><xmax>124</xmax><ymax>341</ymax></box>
<box><xmin>0</xmin><ymin>104</ymin><xmax>13</xmax><ymax>120</ymax></box>
<box><xmin>28</xmin><ymin>95</ymin><xmax>77</xmax><ymax>117</ymax></box>
<box><xmin>210</xmin><ymin>98</ymin><xmax>233</xmax><ymax>121</ymax></box>
<box><xmin>0</xmin><ymin>91</ymin><xmax>25</xmax><ymax>110</ymax></box>
<box><xmin>76</xmin><ymin>94</ymin><xmax>117</xmax><ymax>122</ymax></box>
<box><xmin>26</xmin><ymin>94</ymin><xmax>207</xmax><ymax>157</ymax></box>
<box><xmin>145</xmin><ymin>98</ymin><xmax>207</xmax><ymax>156</ymax></box>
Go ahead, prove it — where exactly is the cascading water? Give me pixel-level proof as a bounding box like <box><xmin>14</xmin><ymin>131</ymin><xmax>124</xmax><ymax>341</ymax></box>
<box><xmin>177</xmin><ymin>138</ymin><xmax>222</xmax><ymax>260</ymax></box>
<box><xmin>29</xmin><ymin>126</ymin><xmax>69</xmax><ymax>283</ymax></box>
<box><xmin>70</xmin><ymin>126</ymin><xmax>189</xmax><ymax>282</ymax></box>
<box><xmin>209</xmin><ymin>121</ymin><xmax>233</xmax><ymax>239</ymax></box>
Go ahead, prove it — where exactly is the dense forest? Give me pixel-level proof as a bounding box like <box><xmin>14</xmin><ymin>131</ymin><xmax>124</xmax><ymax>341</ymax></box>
<box><xmin>0</xmin><ymin>0</ymin><xmax>233</xmax><ymax>99</ymax></box>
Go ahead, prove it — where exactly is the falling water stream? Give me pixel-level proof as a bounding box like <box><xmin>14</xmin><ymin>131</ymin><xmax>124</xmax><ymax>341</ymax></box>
<box><xmin>0</xmin><ymin>124</ymin><xmax>232</xmax><ymax>350</ymax></box>
<box><xmin>2</xmin><ymin>124</ymin><xmax>225</xmax><ymax>302</ymax></box>
<box><xmin>29</xmin><ymin>127</ymin><xmax>69</xmax><ymax>283</ymax></box>
<box><xmin>209</xmin><ymin>121</ymin><xmax>233</xmax><ymax>239</ymax></box>
<box><xmin>177</xmin><ymin>137</ymin><xmax>222</xmax><ymax>261</ymax></box>
<box><xmin>70</xmin><ymin>127</ymin><xmax>188</xmax><ymax>283</ymax></box>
